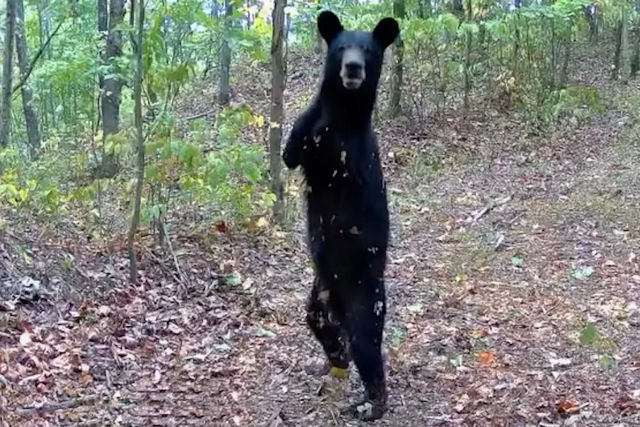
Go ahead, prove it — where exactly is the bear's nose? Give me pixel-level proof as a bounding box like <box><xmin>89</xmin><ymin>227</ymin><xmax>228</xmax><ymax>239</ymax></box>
<box><xmin>345</xmin><ymin>62</ymin><xmax>363</xmax><ymax>78</ymax></box>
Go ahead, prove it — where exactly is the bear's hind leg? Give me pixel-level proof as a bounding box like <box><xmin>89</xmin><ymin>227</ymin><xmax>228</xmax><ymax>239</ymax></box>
<box><xmin>343</xmin><ymin>277</ymin><xmax>387</xmax><ymax>421</ymax></box>
<box><xmin>306</xmin><ymin>275</ymin><xmax>350</xmax><ymax>376</ymax></box>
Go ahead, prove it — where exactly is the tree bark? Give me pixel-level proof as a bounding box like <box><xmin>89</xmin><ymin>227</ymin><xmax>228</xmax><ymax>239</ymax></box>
<box><xmin>631</xmin><ymin>14</ymin><xmax>640</xmax><ymax>78</ymax></box>
<box><xmin>613</xmin><ymin>19</ymin><xmax>623</xmax><ymax>80</ymax></box>
<box><xmin>621</xmin><ymin>13</ymin><xmax>631</xmax><ymax>83</ymax></box>
<box><xmin>390</xmin><ymin>0</ymin><xmax>405</xmax><ymax>118</ymax></box>
<box><xmin>218</xmin><ymin>0</ymin><xmax>232</xmax><ymax>106</ymax></box>
<box><xmin>269</xmin><ymin>0</ymin><xmax>286</xmax><ymax>222</ymax></box>
<box><xmin>15</xmin><ymin>0</ymin><xmax>41</xmax><ymax>157</ymax></box>
<box><xmin>463</xmin><ymin>0</ymin><xmax>472</xmax><ymax>112</ymax></box>
<box><xmin>99</xmin><ymin>0</ymin><xmax>125</xmax><ymax>177</ymax></box>
<box><xmin>1</xmin><ymin>0</ymin><xmax>17</xmax><ymax>148</ymax></box>
<box><xmin>128</xmin><ymin>0</ymin><xmax>145</xmax><ymax>284</ymax></box>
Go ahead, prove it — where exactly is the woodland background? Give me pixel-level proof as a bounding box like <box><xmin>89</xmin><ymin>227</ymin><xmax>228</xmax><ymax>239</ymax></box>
<box><xmin>1</xmin><ymin>0</ymin><xmax>640</xmax><ymax>425</ymax></box>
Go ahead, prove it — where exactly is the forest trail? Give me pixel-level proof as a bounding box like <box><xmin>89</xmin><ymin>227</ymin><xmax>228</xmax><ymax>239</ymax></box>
<box><xmin>3</xmin><ymin>48</ymin><xmax>640</xmax><ymax>426</ymax></box>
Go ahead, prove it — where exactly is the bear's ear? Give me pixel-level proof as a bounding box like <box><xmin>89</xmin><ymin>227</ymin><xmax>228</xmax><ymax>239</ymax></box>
<box><xmin>373</xmin><ymin>17</ymin><xmax>399</xmax><ymax>50</ymax></box>
<box><xmin>318</xmin><ymin>11</ymin><xmax>343</xmax><ymax>44</ymax></box>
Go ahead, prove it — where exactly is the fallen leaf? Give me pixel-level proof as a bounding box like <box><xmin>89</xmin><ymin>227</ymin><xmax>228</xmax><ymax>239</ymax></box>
<box><xmin>511</xmin><ymin>255</ymin><xmax>523</xmax><ymax>266</ymax></box>
<box><xmin>19</xmin><ymin>332</ymin><xmax>32</xmax><ymax>347</ymax></box>
<box><xmin>220</xmin><ymin>260</ymin><xmax>235</xmax><ymax>274</ymax></box>
<box><xmin>168</xmin><ymin>323</ymin><xmax>184</xmax><ymax>334</ymax></box>
<box><xmin>549</xmin><ymin>357</ymin><xmax>572</xmax><ymax>368</ymax></box>
<box><xmin>573</xmin><ymin>266</ymin><xmax>594</xmax><ymax>280</ymax></box>
<box><xmin>214</xmin><ymin>221</ymin><xmax>228</xmax><ymax>233</ymax></box>
<box><xmin>477</xmin><ymin>351</ymin><xmax>495</xmax><ymax>366</ymax></box>
<box><xmin>79</xmin><ymin>373</ymin><xmax>92</xmax><ymax>386</ymax></box>
<box><xmin>556</xmin><ymin>399</ymin><xmax>580</xmax><ymax>415</ymax></box>
<box><xmin>615</xmin><ymin>396</ymin><xmax>640</xmax><ymax>413</ymax></box>
<box><xmin>255</xmin><ymin>328</ymin><xmax>276</xmax><ymax>338</ymax></box>
<box><xmin>242</xmin><ymin>278</ymin><xmax>254</xmax><ymax>290</ymax></box>
<box><xmin>579</xmin><ymin>323</ymin><xmax>599</xmax><ymax>345</ymax></box>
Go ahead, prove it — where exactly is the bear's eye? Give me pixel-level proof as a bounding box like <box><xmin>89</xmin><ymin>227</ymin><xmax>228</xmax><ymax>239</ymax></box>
<box><xmin>338</xmin><ymin>45</ymin><xmax>346</xmax><ymax>51</ymax></box>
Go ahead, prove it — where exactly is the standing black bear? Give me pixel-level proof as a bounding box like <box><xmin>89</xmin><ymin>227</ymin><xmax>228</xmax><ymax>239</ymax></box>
<box><xmin>283</xmin><ymin>11</ymin><xmax>399</xmax><ymax>421</ymax></box>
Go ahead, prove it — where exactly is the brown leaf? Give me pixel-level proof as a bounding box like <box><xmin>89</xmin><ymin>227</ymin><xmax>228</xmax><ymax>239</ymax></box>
<box><xmin>142</xmin><ymin>340</ymin><xmax>156</xmax><ymax>356</ymax></box>
<box><xmin>214</xmin><ymin>221</ymin><xmax>228</xmax><ymax>233</ymax></box>
<box><xmin>615</xmin><ymin>396</ymin><xmax>640</xmax><ymax>413</ymax></box>
<box><xmin>556</xmin><ymin>399</ymin><xmax>580</xmax><ymax>415</ymax></box>
<box><xmin>477</xmin><ymin>351</ymin><xmax>495</xmax><ymax>367</ymax></box>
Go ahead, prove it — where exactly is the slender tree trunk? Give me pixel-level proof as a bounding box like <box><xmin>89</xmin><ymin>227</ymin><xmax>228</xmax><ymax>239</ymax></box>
<box><xmin>37</xmin><ymin>0</ymin><xmax>50</xmax><ymax>132</ymax></box>
<box><xmin>269</xmin><ymin>0</ymin><xmax>286</xmax><ymax>222</ymax></box>
<box><xmin>463</xmin><ymin>0</ymin><xmax>472</xmax><ymax>112</ymax></box>
<box><xmin>218</xmin><ymin>0</ymin><xmax>232</xmax><ymax>106</ymax></box>
<box><xmin>390</xmin><ymin>0</ymin><xmax>405</xmax><ymax>118</ymax></box>
<box><xmin>621</xmin><ymin>13</ymin><xmax>631</xmax><ymax>83</ymax></box>
<box><xmin>1</xmin><ymin>0</ymin><xmax>17</xmax><ymax>148</ymax></box>
<box><xmin>559</xmin><ymin>38</ymin><xmax>571</xmax><ymax>87</ymax></box>
<box><xmin>128</xmin><ymin>0</ymin><xmax>145</xmax><ymax>284</ymax></box>
<box><xmin>15</xmin><ymin>0</ymin><xmax>41</xmax><ymax>157</ymax></box>
<box><xmin>631</xmin><ymin>15</ymin><xmax>640</xmax><ymax>78</ymax></box>
<box><xmin>613</xmin><ymin>19</ymin><xmax>623</xmax><ymax>80</ymax></box>
<box><xmin>203</xmin><ymin>2</ymin><xmax>218</xmax><ymax>78</ymax></box>
<box><xmin>100</xmin><ymin>0</ymin><xmax>125</xmax><ymax>177</ymax></box>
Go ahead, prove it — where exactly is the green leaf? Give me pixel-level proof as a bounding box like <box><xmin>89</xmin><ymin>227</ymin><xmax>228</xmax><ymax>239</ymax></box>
<box><xmin>511</xmin><ymin>255</ymin><xmax>524</xmax><ymax>266</ymax></box>
<box><xmin>579</xmin><ymin>323</ymin><xmax>598</xmax><ymax>345</ymax></box>
<box><xmin>573</xmin><ymin>266</ymin><xmax>594</xmax><ymax>280</ymax></box>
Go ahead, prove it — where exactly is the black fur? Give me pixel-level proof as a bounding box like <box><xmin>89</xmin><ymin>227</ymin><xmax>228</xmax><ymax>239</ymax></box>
<box><xmin>283</xmin><ymin>11</ymin><xmax>399</xmax><ymax>421</ymax></box>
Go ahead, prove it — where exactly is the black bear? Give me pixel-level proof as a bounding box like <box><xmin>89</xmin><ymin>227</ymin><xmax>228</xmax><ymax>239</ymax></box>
<box><xmin>283</xmin><ymin>11</ymin><xmax>399</xmax><ymax>421</ymax></box>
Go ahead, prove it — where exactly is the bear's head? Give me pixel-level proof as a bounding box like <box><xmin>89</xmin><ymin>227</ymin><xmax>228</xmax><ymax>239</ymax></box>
<box><xmin>317</xmin><ymin>11</ymin><xmax>399</xmax><ymax>93</ymax></box>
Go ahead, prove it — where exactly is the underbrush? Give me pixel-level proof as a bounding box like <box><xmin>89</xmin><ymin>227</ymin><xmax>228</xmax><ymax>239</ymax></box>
<box><xmin>0</xmin><ymin>105</ymin><xmax>275</xmax><ymax>238</ymax></box>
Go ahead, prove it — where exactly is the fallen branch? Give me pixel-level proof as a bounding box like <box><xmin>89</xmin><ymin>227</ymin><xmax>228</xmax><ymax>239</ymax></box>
<box><xmin>13</xmin><ymin>394</ymin><xmax>102</xmax><ymax>416</ymax></box>
<box><xmin>183</xmin><ymin>109</ymin><xmax>216</xmax><ymax>121</ymax></box>
<box><xmin>160</xmin><ymin>221</ymin><xmax>189</xmax><ymax>293</ymax></box>
<box><xmin>467</xmin><ymin>194</ymin><xmax>513</xmax><ymax>224</ymax></box>
<box><xmin>143</xmin><ymin>246</ymin><xmax>182</xmax><ymax>284</ymax></box>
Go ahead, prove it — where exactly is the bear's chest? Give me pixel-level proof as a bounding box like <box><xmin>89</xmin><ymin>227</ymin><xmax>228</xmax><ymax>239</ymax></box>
<box><xmin>301</xmin><ymin>129</ymin><xmax>377</xmax><ymax>187</ymax></box>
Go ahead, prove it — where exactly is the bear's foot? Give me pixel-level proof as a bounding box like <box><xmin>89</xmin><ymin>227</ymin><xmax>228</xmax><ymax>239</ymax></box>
<box><xmin>347</xmin><ymin>398</ymin><xmax>386</xmax><ymax>421</ymax></box>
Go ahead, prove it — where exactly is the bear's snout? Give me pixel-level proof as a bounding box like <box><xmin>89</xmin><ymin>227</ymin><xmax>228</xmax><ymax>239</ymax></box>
<box><xmin>340</xmin><ymin>47</ymin><xmax>366</xmax><ymax>90</ymax></box>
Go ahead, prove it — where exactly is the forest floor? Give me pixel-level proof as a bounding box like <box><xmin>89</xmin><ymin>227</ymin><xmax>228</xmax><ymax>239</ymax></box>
<box><xmin>2</xmin><ymin>44</ymin><xmax>640</xmax><ymax>426</ymax></box>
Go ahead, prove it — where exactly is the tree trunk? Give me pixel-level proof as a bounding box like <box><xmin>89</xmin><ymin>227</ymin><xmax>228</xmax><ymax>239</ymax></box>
<box><xmin>218</xmin><ymin>0</ymin><xmax>232</xmax><ymax>106</ymax></box>
<box><xmin>631</xmin><ymin>15</ymin><xmax>640</xmax><ymax>78</ymax></box>
<box><xmin>463</xmin><ymin>0</ymin><xmax>472</xmax><ymax>112</ymax></box>
<box><xmin>613</xmin><ymin>19</ymin><xmax>623</xmax><ymax>80</ymax></box>
<box><xmin>99</xmin><ymin>0</ymin><xmax>125</xmax><ymax>177</ymax></box>
<box><xmin>37</xmin><ymin>0</ymin><xmax>53</xmax><ymax>132</ymax></box>
<box><xmin>559</xmin><ymin>39</ymin><xmax>571</xmax><ymax>87</ymax></box>
<box><xmin>390</xmin><ymin>0</ymin><xmax>405</xmax><ymax>118</ymax></box>
<box><xmin>621</xmin><ymin>13</ymin><xmax>631</xmax><ymax>83</ymax></box>
<box><xmin>128</xmin><ymin>0</ymin><xmax>145</xmax><ymax>284</ymax></box>
<box><xmin>269</xmin><ymin>0</ymin><xmax>286</xmax><ymax>222</ymax></box>
<box><xmin>15</xmin><ymin>0</ymin><xmax>41</xmax><ymax>157</ymax></box>
<box><xmin>1</xmin><ymin>0</ymin><xmax>17</xmax><ymax>148</ymax></box>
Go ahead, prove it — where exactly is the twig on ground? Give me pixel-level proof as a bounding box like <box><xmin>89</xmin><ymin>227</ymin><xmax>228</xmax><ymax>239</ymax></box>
<box><xmin>183</xmin><ymin>110</ymin><xmax>216</xmax><ymax>121</ymax></box>
<box><xmin>468</xmin><ymin>194</ymin><xmax>513</xmax><ymax>224</ymax></box>
<box><xmin>143</xmin><ymin>246</ymin><xmax>182</xmax><ymax>284</ymax></box>
<box><xmin>13</xmin><ymin>394</ymin><xmax>102</xmax><ymax>416</ymax></box>
<box><xmin>265</xmin><ymin>405</ymin><xmax>285</xmax><ymax>427</ymax></box>
<box><xmin>160</xmin><ymin>221</ymin><xmax>189</xmax><ymax>294</ymax></box>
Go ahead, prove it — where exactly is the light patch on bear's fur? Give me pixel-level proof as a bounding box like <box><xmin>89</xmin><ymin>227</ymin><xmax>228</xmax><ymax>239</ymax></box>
<box><xmin>318</xmin><ymin>289</ymin><xmax>330</xmax><ymax>304</ymax></box>
<box><xmin>373</xmin><ymin>301</ymin><xmax>384</xmax><ymax>316</ymax></box>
